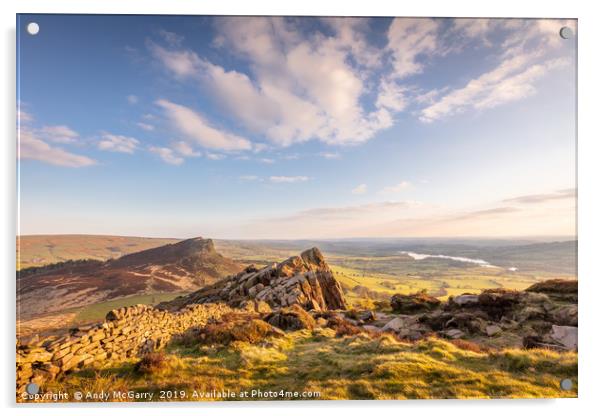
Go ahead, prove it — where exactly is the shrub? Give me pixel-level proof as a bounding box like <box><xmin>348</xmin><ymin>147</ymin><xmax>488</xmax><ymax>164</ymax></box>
<box><xmin>201</xmin><ymin>319</ymin><xmax>283</xmax><ymax>345</ymax></box>
<box><xmin>134</xmin><ymin>352</ymin><xmax>167</xmax><ymax>374</ymax></box>
<box><xmin>264</xmin><ymin>305</ymin><xmax>316</xmax><ymax>331</ymax></box>
<box><xmin>450</xmin><ymin>339</ymin><xmax>490</xmax><ymax>354</ymax></box>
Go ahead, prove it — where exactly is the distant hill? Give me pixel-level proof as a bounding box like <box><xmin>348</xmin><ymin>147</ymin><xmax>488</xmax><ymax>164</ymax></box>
<box><xmin>17</xmin><ymin>237</ymin><xmax>243</xmax><ymax>319</ymax></box>
<box><xmin>17</xmin><ymin>235</ymin><xmax>182</xmax><ymax>270</ymax></box>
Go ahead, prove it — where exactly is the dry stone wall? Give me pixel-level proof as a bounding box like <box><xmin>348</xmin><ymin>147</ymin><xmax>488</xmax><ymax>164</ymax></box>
<box><xmin>16</xmin><ymin>302</ymin><xmax>234</xmax><ymax>394</ymax></box>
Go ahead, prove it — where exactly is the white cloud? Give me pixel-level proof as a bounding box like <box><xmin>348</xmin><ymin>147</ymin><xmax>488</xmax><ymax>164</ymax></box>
<box><xmin>239</xmin><ymin>175</ymin><xmax>259</xmax><ymax>181</ymax></box>
<box><xmin>127</xmin><ymin>95</ymin><xmax>138</xmax><ymax>105</ymax></box>
<box><xmin>17</xmin><ymin>108</ymin><xmax>33</xmax><ymax>123</ymax></box>
<box><xmin>39</xmin><ymin>125</ymin><xmax>79</xmax><ymax>144</ymax></box>
<box><xmin>381</xmin><ymin>181</ymin><xmax>411</xmax><ymax>194</ymax></box>
<box><xmin>149</xmin><ymin>146</ymin><xmax>184</xmax><ymax>165</ymax></box>
<box><xmin>206</xmin><ymin>153</ymin><xmax>225</xmax><ymax>160</ymax></box>
<box><xmin>319</xmin><ymin>152</ymin><xmax>341</xmax><ymax>160</ymax></box>
<box><xmin>376</xmin><ymin>80</ymin><xmax>408</xmax><ymax>112</ymax></box>
<box><xmin>149</xmin><ymin>18</ymin><xmax>396</xmax><ymax>147</ymax></box>
<box><xmin>158</xmin><ymin>29</ymin><xmax>184</xmax><ymax>47</ymax></box>
<box><xmin>420</xmin><ymin>19</ymin><xmax>574</xmax><ymax>123</ymax></box>
<box><xmin>173</xmin><ymin>141</ymin><xmax>201</xmax><ymax>157</ymax></box>
<box><xmin>269</xmin><ymin>175</ymin><xmax>309</xmax><ymax>183</ymax></box>
<box><xmin>136</xmin><ymin>122</ymin><xmax>154</xmax><ymax>131</ymax></box>
<box><xmin>19</xmin><ymin>128</ymin><xmax>95</xmax><ymax>167</ymax></box>
<box><xmin>386</xmin><ymin>18</ymin><xmax>439</xmax><ymax>79</ymax></box>
<box><xmin>148</xmin><ymin>17</ymin><xmax>574</xmax><ymax>145</ymax></box>
<box><xmin>156</xmin><ymin>99</ymin><xmax>252</xmax><ymax>151</ymax></box>
<box><xmin>97</xmin><ymin>133</ymin><xmax>139</xmax><ymax>154</ymax></box>
<box><xmin>259</xmin><ymin>158</ymin><xmax>275</xmax><ymax>164</ymax></box>
<box><xmin>352</xmin><ymin>184</ymin><xmax>367</xmax><ymax>195</ymax></box>
<box><xmin>419</xmin><ymin>56</ymin><xmax>568</xmax><ymax>122</ymax></box>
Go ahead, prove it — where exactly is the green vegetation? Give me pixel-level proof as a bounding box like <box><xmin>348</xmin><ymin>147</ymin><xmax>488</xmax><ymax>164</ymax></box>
<box><xmin>42</xmin><ymin>329</ymin><xmax>577</xmax><ymax>401</ymax></box>
<box><xmin>73</xmin><ymin>293</ymin><xmax>186</xmax><ymax>323</ymax></box>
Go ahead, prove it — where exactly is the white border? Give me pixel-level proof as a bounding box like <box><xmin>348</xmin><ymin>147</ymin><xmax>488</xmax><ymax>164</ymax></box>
<box><xmin>2</xmin><ymin>1</ymin><xmax>601</xmax><ymax>415</ymax></box>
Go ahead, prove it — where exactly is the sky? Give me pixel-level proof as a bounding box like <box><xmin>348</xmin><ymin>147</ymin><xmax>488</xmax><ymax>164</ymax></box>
<box><xmin>17</xmin><ymin>15</ymin><xmax>577</xmax><ymax>239</ymax></box>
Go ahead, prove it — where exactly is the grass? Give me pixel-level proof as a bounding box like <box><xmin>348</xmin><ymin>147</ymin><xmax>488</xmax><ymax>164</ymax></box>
<box><xmin>73</xmin><ymin>293</ymin><xmax>186</xmax><ymax>323</ymax></box>
<box><xmin>329</xmin><ymin>263</ymin><xmax>569</xmax><ymax>308</ymax></box>
<box><xmin>38</xmin><ymin>329</ymin><xmax>577</xmax><ymax>402</ymax></box>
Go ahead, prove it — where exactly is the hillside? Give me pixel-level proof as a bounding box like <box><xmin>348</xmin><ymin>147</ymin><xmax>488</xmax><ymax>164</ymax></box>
<box><xmin>17</xmin><ymin>249</ymin><xmax>577</xmax><ymax>401</ymax></box>
<box><xmin>17</xmin><ymin>237</ymin><xmax>243</xmax><ymax>319</ymax></box>
<box><xmin>17</xmin><ymin>235</ymin><xmax>181</xmax><ymax>270</ymax></box>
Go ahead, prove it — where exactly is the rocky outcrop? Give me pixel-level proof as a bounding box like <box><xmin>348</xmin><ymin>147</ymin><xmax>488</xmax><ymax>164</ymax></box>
<box><xmin>379</xmin><ymin>279</ymin><xmax>578</xmax><ymax>351</ymax></box>
<box><xmin>390</xmin><ymin>291</ymin><xmax>441</xmax><ymax>313</ymax></box>
<box><xmin>160</xmin><ymin>247</ymin><xmax>347</xmax><ymax>312</ymax></box>
<box><xmin>526</xmin><ymin>279</ymin><xmax>577</xmax><ymax>302</ymax></box>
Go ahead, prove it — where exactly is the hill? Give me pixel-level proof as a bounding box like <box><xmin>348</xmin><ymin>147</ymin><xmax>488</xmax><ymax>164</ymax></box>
<box><xmin>17</xmin><ymin>249</ymin><xmax>577</xmax><ymax>401</ymax></box>
<box><xmin>17</xmin><ymin>235</ymin><xmax>181</xmax><ymax>270</ymax></box>
<box><xmin>17</xmin><ymin>237</ymin><xmax>243</xmax><ymax>319</ymax></box>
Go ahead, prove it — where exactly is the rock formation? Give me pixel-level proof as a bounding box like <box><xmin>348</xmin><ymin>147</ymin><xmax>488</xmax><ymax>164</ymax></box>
<box><xmin>160</xmin><ymin>247</ymin><xmax>347</xmax><ymax>312</ymax></box>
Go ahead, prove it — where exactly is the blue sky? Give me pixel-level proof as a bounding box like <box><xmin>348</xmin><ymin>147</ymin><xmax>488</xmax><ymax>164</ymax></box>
<box><xmin>17</xmin><ymin>15</ymin><xmax>577</xmax><ymax>239</ymax></box>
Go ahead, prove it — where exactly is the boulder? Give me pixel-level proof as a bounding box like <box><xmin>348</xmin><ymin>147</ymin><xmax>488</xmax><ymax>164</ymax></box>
<box><xmin>450</xmin><ymin>294</ymin><xmax>479</xmax><ymax>307</ymax></box>
<box><xmin>442</xmin><ymin>329</ymin><xmax>464</xmax><ymax>339</ymax></box>
<box><xmin>264</xmin><ymin>304</ymin><xmax>317</xmax><ymax>331</ymax></box>
<box><xmin>382</xmin><ymin>317</ymin><xmax>409</xmax><ymax>332</ymax></box>
<box><xmin>550</xmin><ymin>325</ymin><xmax>578</xmax><ymax>350</ymax></box>
<box><xmin>390</xmin><ymin>291</ymin><xmax>441</xmax><ymax>314</ymax></box>
<box><xmin>485</xmin><ymin>324</ymin><xmax>502</xmax><ymax>337</ymax></box>
<box><xmin>551</xmin><ymin>305</ymin><xmax>578</xmax><ymax>326</ymax></box>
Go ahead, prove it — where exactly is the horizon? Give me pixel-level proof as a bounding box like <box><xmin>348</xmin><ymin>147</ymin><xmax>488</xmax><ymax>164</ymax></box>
<box><xmin>17</xmin><ymin>15</ymin><xmax>577</xmax><ymax>239</ymax></box>
<box><xmin>16</xmin><ymin>233</ymin><xmax>577</xmax><ymax>243</ymax></box>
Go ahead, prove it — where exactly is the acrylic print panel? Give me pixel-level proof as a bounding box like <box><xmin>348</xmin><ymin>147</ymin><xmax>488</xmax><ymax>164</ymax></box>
<box><xmin>16</xmin><ymin>14</ymin><xmax>577</xmax><ymax>402</ymax></box>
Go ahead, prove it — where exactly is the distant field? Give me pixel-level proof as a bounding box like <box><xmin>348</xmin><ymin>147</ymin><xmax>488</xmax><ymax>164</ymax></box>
<box><xmin>17</xmin><ymin>235</ymin><xmax>180</xmax><ymax>269</ymax></box>
<box><xmin>16</xmin><ymin>235</ymin><xmax>576</xmax><ymax>315</ymax></box>
<box><xmin>73</xmin><ymin>292</ymin><xmax>187</xmax><ymax>324</ymax></box>
<box><xmin>18</xmin><ymin>292</ymin><xmax>186</xmax><ymax>338</ymax></box>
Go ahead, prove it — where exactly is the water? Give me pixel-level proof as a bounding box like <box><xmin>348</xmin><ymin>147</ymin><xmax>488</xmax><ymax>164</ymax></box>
<box><xmin>399</xmin><ymin>251</ymin><xmax>499</xmax><ymax>268</ymax></box>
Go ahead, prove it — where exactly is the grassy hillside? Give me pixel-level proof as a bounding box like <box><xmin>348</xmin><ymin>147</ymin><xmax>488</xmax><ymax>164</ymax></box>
<box><xmin>42</xmin><ymin>329</ymin><xmax>577</xmax><ymax>401</ymax></box>
<box><xmin>17</xmin><ymin>235</ymin><xmax>180</xmax><ymax>270</ymax></box>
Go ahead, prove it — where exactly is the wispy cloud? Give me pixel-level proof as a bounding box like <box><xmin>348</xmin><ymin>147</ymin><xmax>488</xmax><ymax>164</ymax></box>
<box><xmin>273</xmin><ymin>201</ymin><xmax>419</xmax><ymax>222</ymax></box>
<box><xmin>147</xmin><ymin>17</ymin><xmax>574</xmax><ymax>147</ymax></box>
<box><xmin>352</xmin><ymin>184</ymin><xmax>367</xmax><ymax>195</ymax></box>
<box><xmin>19</xmin><ymin>128</ymin><xmax>95</xmax><ymax>168</ymax></box>
<box><xmin>319</xmin><ymin>152</ymin><xmax>341</xmax><ymax>160</ymax></box>
<box><xmin>18</xmin><ymin>110</ymin><xmax>95</xmax><ymax>167</ymax></box>
<box><xmin>127</xmin><ymin>95</ymin><xmax>138</xmax><ymax>105</ymax></box>
<box><xmin>97</xmin><ymin>133</ymin><xmax>139</xmax><ymax>154</ymax></box>
<box><xmin>156</xmin><ymin>99</ymin><xmax>252</xmax><ymax>151</ymax></box>
<box><xmin>172</xmin><ymin>141</ymin><xmax>201</xmax><ymax>157</ymax></box>
<box><xmin>136</xmin><ymin>122</ymin><xmax>154</xmax><ymax>131</ymax></box>
<box><xmin>503</xmin><ymin>188</ymin><xmax>576</xmax><ymax>204</ymax></box>
<box><xmin>206</xmin><ymin>153</ymin><xmax>225</xmax><ymax>160</ymax></box>
<box><xmin>269</xmin><ymin>176</ymin><xmax>309</xmax><ymax>183</ymax></box>
<box><xmin>39</xmin><ymin>125</ymin><xmax>79</xmax><ymax>144</ymax></box>
<box><xmin>419</xmin><ymin>19</ymin><xmax>574</xmax><ymax>123</ymax></box>
<box><xmin>149</xmin><ymin>146</ymin><xmax>184</xmax><ymax>165</ymax></box>
<box><xmin>380</xmin><ymin>181</ymin><xmax>411</xmax><ymax>194</ymax></box>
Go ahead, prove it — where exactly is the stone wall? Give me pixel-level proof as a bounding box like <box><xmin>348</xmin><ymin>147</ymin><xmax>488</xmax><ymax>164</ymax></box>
<box><xmin>16</xmin><ymin>302</ymin><xmax>234</xmax><ymax>394</ymax></box>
